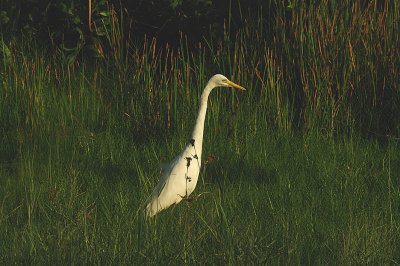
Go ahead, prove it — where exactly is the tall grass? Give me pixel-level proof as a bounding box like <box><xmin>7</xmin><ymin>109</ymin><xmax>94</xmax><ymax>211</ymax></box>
<box><xmin>0</xmin><ymin>0</ymin><xmax>399</xmax><ymax>263</ymax></box>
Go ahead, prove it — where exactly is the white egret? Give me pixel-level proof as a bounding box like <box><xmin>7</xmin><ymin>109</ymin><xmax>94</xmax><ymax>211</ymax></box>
<box><xmin>146</xmin><ymin>74</ymin><xmax>245</xmax><ymax>218</ymax></box>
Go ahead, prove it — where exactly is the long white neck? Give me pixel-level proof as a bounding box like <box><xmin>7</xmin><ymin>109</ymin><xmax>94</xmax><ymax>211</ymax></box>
<box><xmin>190</xmin><ymin>82</ymin><xmax>215</xmax><ymax>161</ymax></box>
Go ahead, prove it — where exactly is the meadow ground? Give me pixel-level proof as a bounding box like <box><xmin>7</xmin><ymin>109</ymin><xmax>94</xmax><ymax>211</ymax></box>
<box><xmin>1</xmin><ymin>113</ymin><xmax>399</xmax><ymax>264</ymax></box>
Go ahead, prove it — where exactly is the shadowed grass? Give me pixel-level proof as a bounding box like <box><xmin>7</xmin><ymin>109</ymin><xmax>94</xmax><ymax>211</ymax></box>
<box><xmin>1</xmin><ymin>124</ymin><xmax>399</xmax><ymax>264</ymax></box>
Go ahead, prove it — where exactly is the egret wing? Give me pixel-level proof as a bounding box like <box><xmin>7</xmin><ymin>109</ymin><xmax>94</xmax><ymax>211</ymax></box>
<box><xmin>146</xmin><ymin>143</ymin><xmax>197</xmax><ymax>217</ymax></box>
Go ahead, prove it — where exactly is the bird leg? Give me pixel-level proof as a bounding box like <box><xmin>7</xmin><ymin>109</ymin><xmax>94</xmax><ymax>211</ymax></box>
<box><xmin>179</xmin><ymin>191</ymin><xmax>210</xmax><ymax>203</ymax></box>
<box><xmin>185</xmin><ymin>202</ymin><xmax>192</xmax><ymax>240</ymax></box>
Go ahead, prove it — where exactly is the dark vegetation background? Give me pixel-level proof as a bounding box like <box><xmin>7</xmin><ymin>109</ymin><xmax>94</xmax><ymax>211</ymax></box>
<box><xmin>0</xmin><ymin>0</ymin><xmax>263</xmax><ymax>46</ymax></box>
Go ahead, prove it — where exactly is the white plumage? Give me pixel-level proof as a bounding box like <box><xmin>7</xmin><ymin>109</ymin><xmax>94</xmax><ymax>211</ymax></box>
<box><xmin>146</xmin><ymin>74</ymin><xmax>245</xmax><ymax>218</ymax></box>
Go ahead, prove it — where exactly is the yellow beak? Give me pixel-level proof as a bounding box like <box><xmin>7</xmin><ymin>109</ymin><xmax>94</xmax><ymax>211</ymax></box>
<box><xmin>226</xmin><ymin>80</ymin><xmax>246</xmax><ymax>91</ymax></box>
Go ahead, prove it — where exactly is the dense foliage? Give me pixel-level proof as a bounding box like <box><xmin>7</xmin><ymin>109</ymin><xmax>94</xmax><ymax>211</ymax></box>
<box><xmin>0</xmin><ymin>0</ymin><xmax>261</xmax><ymax>52</ymax></box>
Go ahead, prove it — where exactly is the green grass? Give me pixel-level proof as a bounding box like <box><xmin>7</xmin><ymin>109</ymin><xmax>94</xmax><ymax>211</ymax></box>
<box><xmin>1</xmin><ymin>0</ymin><xmax>400</xmax><ymax>264</ymax></box>
<box><xmin>1</xmin><ymin>122</ymin><xmax>399</xmax><ymax>264</ymax></box>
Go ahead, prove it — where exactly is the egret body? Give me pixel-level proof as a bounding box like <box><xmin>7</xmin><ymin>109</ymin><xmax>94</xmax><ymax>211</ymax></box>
<box><xmin>146</xmin><ymin>74</ymin><xmax>245</xmax><ymax>217</ymax></box>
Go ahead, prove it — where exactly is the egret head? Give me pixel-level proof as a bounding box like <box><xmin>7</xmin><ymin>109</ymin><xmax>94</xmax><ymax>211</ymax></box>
<box><xmin>209</xmin><ymin>74</ymin><xmax>246</xmax><ymax>90</ymax></box>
